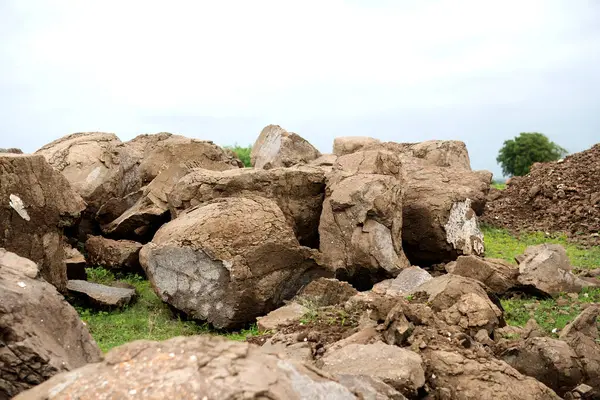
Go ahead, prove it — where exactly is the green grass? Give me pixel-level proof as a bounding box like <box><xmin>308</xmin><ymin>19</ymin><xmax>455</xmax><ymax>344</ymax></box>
<box><xmin>75</xmin><ymin>268</ymin><xmax>260</xmax><ymax>352</ymax></box>
<box><xmin>491</xmin><ymin>182</ymin><xmax>507</xmax><ymax>190</ymax></box>
<box><xmin>224</xmin><ymin>144</ymin><xmax>252</xmax><ymax>167</ymax></box>
<box><xmin>482</xmin><ymin>225</ymin><xmax>600</xmax><ymax>270</ymax></box>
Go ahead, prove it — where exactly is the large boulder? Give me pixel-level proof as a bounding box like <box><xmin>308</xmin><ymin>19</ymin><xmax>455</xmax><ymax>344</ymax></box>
<box><xmin>168</xmin><ymin>166</ymin><xmax>326</xmax><ymax>248</ymax></box>
<box><xmin>449</xmin><ymin>255</ymin><xmax>519</xmax><ymax>295</ymax></box>
<box><xmin>333</xmin><ymin>136</ymin><xmax>382</xmax><ymax>156</ymax></box>
<box><xmin>14</xmin><ymin>335</ymin><xmax>357</xmax><ymax>400</ymax></box>
<box><xmin>517</xmin><ymin>244</ymin><xmax>594</xmax><ymax>295</ymax></box>
<box><xmin>0</xmin><ymin>249</ymin><xmax>102</xmax><ymax>398</ymax></box>
<box><xmin>319</xmin><ymin>150</ymin><xmax>409</xmax><ymax>286</ymax></box>
<box><xmin>318</xmin><ymin>342</ymin><xmax>425</xmax><ymax>397</ymax></box>
<box><xmin>401</xmin><ymin>157</ymin><xmax>492</xmax><ymax>266</ymax></box>
<box><xmin>0</xmin><ymin>153</ymin><xmax>86</xmax><ymax>291</ymax></box>
<box><xmin>84</xmin><ymin>235</ymin><xmax>142</xmax><ymax>272</ymax></box>
<box><xmin>139</xmin><ymin>196</ymin><xmax>330</xmax><ymax>329</ymax></box>
<box><xmin>251</xmin><ymin>125</ymin><xmax>321</xmax><ymax>169</ymax></box>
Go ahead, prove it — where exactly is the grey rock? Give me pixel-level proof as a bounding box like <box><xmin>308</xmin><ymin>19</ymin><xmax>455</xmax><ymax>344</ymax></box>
<box><xmin>386</xmin><ymin>266</ymin><xmax>432</xmax><ymax>296</ymax></box>
<box><xmin>67</xmin><ymin>280</ymin><xmax>136</xmax><ymax>308</ymax></box>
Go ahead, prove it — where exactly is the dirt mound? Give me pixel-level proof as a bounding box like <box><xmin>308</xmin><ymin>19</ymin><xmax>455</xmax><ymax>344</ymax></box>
<box><xmin>483</xmin><ymin>144</ymin><xmax>600</xmax><ymax>246</ymax></box>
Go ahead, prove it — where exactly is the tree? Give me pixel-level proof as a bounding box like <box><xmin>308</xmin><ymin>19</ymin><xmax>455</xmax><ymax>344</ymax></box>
<box><xmin>496</xmin><ymin>132</ymin><xmax>567</xmax><ymax>177</ymax></box>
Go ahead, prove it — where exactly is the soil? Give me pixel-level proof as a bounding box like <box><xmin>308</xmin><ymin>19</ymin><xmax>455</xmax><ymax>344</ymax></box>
<box><xmin>482</xmin><ymin>144</ymin><xmax>600</xmax><ymax>246</ymax></box>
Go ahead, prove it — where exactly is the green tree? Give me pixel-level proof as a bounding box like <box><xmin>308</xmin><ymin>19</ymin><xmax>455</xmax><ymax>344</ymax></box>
<box><xmin>225</xmin><ymin>144</ymin><xmax>252</xmax><ymax>167</ymax></box>
<box><xmin>496</xmin><ymin>133</ymin><xmax>567</xmax><ymax>177</ymax></box>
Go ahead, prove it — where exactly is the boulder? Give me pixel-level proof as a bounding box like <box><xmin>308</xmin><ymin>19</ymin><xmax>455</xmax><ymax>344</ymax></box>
<box><xmin>63</xmin><ymin>246</ymin><xmax>87</xmax><ymax>280</ymax></box>
<box><xmin>449</xmin><ymin>255</ymin><xmax>519</xmax><ymax>295</ymax></box>
<box><xmin>251</xmin><ymin>124</ymin><xmax>321</xmax><ymax>169</ymax></box>
<box><xmin>336</xmin><ymin>375</ymin><xmax>407</xmax><ymax>400</ymax></box>
<box><xmin>517</xmin><ymin>244</ymin><xmax>595</xmax><ymax>295</ymax></box>
<box><xmin>401</xmin><ymin>157</ymin><xmax>492</xmax><ymax>266</ymax></box>
<box><xmin>256</xmin><ymin>303</ymin><xmax>309</xmax><ymax>332</ymax></box>
<box><xmin>318</xmin><ymin>342</ymin><xmax>425</xmax><ymax>397</ymax></box>
<box><xmin>168</xmin><ymin>166</ymin><xmax>326</xmax><ymax>248</ymax></box>
<box><xmin>319</xmin><ymin>150</ymin><xmax>409</xmax><ymax>285</ymax></box>
<box><xmin>385</xmin><ymin>266</ymin><xmax>432</xmax><ymax>297</ymax></box>
<box><xmin>67</xmin><ymin>280</ymin><xmax>137</xmax><ymax>308</ymax></box>
<box><xmin>14</xmin><ymin>335</ymin><xmax>357</xmax><ymax>400</ymax></box>
<box><xmin>424</xmin><ymin>349</ymin><xmax>561</xmax><ymax>400</ymax></box>
<box><xmin>559</xmin><ymin>306</ymin><xmax>600</xmax><ymax>393</ymax></box>
<box><xmin>309</xmin><ymin>153</ymin><xmax>338</xmax><ymax>168</ymax></box>
<box><xmin>0</xmin><ymin>153</ymin><xmax>86</xmax><ymax>291</ymax></box>
<box><xmin>501</xmin><ymin>337</ymin><xmax>584</xmax><ymax>396</ymax></box>
<box><xmin>139</xmin><ymin>196</ymin><xmax>330</xmax><ymax>329</ymax></box>
<box><xmin>84</xmin><ymin>235</ymin><xmax>142</xmax><ymax>272</ymax></box>
<box><xmin>0</xmin><ymin>148</ymin><xmax>23</xmax><ymax>154</ymax></box>
<box><xmin>296</xmin><ymin>278</ymin><xmax>358</xmax><ymax>307</ymax></box>
<box><xmin>333</xmin><ymin>136</ymin><xmax>382</xmax><ymax>156</ymax></box>
<box><xmin>0</xmin><ymin>249</ymin><xmax>102</xmax><ymax>399</ymax></box>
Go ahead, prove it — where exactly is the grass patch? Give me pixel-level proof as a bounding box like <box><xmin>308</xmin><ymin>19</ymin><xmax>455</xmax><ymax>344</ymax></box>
<box><xmin>482</xmin><ymin>225</ymin><xmax>600</xmax><ymax>269</ymax></box>
<box><xmin>75</xmin><ymin>267</ymin><xmax>261</xmax><ymax>352</ymax></box>
<box><xmin>491</xmin><ymin>182</ymin><xmax>506</xmax><ymax>190</ymax></box>
<box><xmin>224</xmin><ymin>144</ymin><xmax>252</xmax><ymax>167</ymax></box>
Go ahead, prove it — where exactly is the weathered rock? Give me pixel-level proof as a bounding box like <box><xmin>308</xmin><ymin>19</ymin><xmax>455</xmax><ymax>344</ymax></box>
<box><xmin>168</xmin><ymin>166</ymin><xmax>326</xmax><ymax>248</ymax></box>
<box><xmin>84</xmin><ymin>235</ymin><xmax>142</xmax><ymax>272</ymax></box>
<box><xmin>383</xmin><ymin>304</ymin><xmax>414</xmax><ymax>346</ymax></box>
<box><xmin>67</xmin><ymin>280</ymin><xmax>136</xmax><ymax>308</ymax></box>
<box><xmin>261</xmin><ymin>333</ymin><xmax>314</xmax><ymax>364</ymax></box>
<box><xmin>310</xmin><ymin>153</ymin><xmax>338</xmax><ymax>167</ymax></box>
<box><xmin>319</xmin><ymin>151</ymin><xmax>409</xmax><ymax>285</ymax></box>
<box><xmin>63</xmin><ymin>246</ymin><xmax>87</xmax><ymax>280</ymax></box>
<box><xmin>333</xmin><ymin>136</ymin><xmax>382</xmax><ymax>156</ymax></box>
<box><xmin>559</xmin><ymin>306</ymin><xmax>600</xmax><ymax>392</ymax></box>
<box><xmin>140</xmin><ymin>196</ymin><xmax>330</xmax><ymax>329</ymax></box>
<box><xmin>450</xmin><ymin>255</ymin><xmax>519</xmax><ymax>294</ymax></box>
<box><xmin>296</xmin><ymin>278</ymin><xmax>358</xmax><ymax>307</ymax></box>
<box><xmin>501</xmin><ymin>337</ymin><xmax>584</xmax><ymax>395</ymax></box>
<box><xmin>35</xmin><ymin>132</ymin><xmax>138</xmax><ymax>214</ymax></box>
<box><xmin>337</xmin><ymin>375</ymin><xmax>407</xmax><ymax>400</ymax></box>
<box><xmin>0</xmin><ymin>153</ymin><xmax>86</xmax><ymax>291</ymax></box>
<box><xmin>517</xmin><ymin>244</ymin><xmax>595</xmax><ymax>295</ymax></box>
<box><xmin>0</xmin><ymin>147</ymin><xmax>23</xmax><ymax>154</ymax></box>
<box><xmin>328</xmin><ymin>327</ymin><xmax>381</xmax><ymax>353</ymax></box>
<box><xmin>257</xmin><ymin>303</ymin><xmax>309</xmax><ymax>332</ymax></box>
<box><xmin>424</xmin><ymin>348</ymin><xmax>561</xmax><ymax>400</ymax></box>
<box><xmin>385</xmin><ymin>266</ymin><xmax>432</xmax><ymax>296</ymax></box>
<box><xmin>319</xmin><ymin>342</ymin><xmax>425</xmax><ymax>396</ymax></box>
<box><xmin>15</xmin><ymin>335</ymin><xmax>357</xmax><ymax>400</ymax></box>
<box><xmin>401</xmin><ymin>157</ymin><xmax>492</xmax><ymax>266</ymax></box>
<box><xmin>251</xmin><ymin>125</ymin><xmax>321</xmax><ymax>169</ymax></box>
<box><xmin>344</xmin><ymin>291</ymin><xmax>399</xmax><ymax>322</ymax></box>
<box><xmin>0</xmin><ymin>249</ymin><xmax>102</xmax><ymax>398</ymax></box>
<box><xmin>410</xmin><ymin>274</ymin><xmax>496</xmax><ymax>312</ymax></box>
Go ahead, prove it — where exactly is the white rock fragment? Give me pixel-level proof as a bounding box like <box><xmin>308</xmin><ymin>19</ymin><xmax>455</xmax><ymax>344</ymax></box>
<box><xmin>9</xmin><ymin>194</ymin><xmax>30</xmax><ymax>221</ymax></box>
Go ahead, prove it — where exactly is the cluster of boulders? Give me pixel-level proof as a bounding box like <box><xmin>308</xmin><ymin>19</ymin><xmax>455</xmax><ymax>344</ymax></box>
<box><xmin>1</xmin><ymin>125</ymin><xmax>599</xmax><ymax>399</ymax></box>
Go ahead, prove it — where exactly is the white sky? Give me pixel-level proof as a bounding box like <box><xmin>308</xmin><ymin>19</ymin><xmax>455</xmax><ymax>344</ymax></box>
<box><xmin>1</xmin><ymin>0</ymin><xmax>599</xmax><ymax>177</ymax></box>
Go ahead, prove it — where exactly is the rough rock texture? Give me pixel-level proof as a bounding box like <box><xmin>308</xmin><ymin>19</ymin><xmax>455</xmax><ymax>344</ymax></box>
<box><xmin>333</xmin><ymin>137</ymin><xmax>382</xmax><ymax>156</ymax></box>
<box><xmin>67</xmin><ymin>280</ymin><xmax>137</xmax><ymax>308</ymax></box>
<box><xmin>517</xmin><ymin>244</ymin><xmax>595</xmax><ymax>295</ymax></box>
<box><xmin>449</xmin><ymin>255</ymin><xmax>519</xmax><ymax>295</ymax></box>
<box><xmin>0</xmin><ymin>249</ymin><xmax>102</xmax><ymax>399</ymax></box>
<box><xmin>385</xmin><ymin>266</ymin><xmax>432</xmax><ymax>297</ymax></box>
<box><xmin>257</xmin><ymin>303</ymin><xmax>309</xmax><ymax>332</ymax></box>
<box><xmin>260</xmin><ymin>333</ymin><xmax>314</xmax><ymax>364</ymax></box>
<box><xmin>337</xmin><ymin>375</ymin><xmax>407</xmax><ymax>400</ymax></box>
<box><xmin>15</xmin><ymin>335</ymin><xmax>357</xmax><ymax>400</ymax></box>
<box><xmin>559</xmin><ymin>306</ymin><xmax>600</xmax><ymax>393</ymax></box>
<box><xmin>35</xmin><ymin>132</ymin><xmax>138</xmax><ymax>214</ymax></box>
<box><xmin>63</xmin><ymin>246</ymin><xmax>87</xmax><ymax>280</ymax></box>
<box><xmin>0</xmin><ymin>154</ymin><xmax>86</xmax><ymax>291</ymax></box>
<box><xmin>85</xmin><ymin>235</ymin><xmax>142</xmax><ymax>272</ymax></box>
<box><xmin>140</xmin><ymin>196</ymin><xmax>330</xmax><ymax>329</ymax></box>
<box><xmin>401</xmin><ymin>157</ymin><xmax>492</xmax><ymax>266</ymax></box>
<box><xmin>319</xmin><ymin>151</ymin><xmax>409</xmax><ymax>285</ymax></box>
<box><xmin>318</xmin><ymin>342</ymin><xmax>425</xmax><ymax>397</ymax></box>
<box><xmin>0</xmin><ymin>148</ymin><xmax>23</xmax><ymax>154</ymax></box>
<box><xmin>168</xmin><ymin>166</ymin><xmax>326</xmax><ymax>248</ymax></box>
<box><xmin>424</xmin><ymin>348</ymin><xmax>561</xmax><ymax>400</ymax></box>
<box><xmin>482</xmin><ymin>144</ymin><xmax>600</xmax><ymax>246</ymax></box>
<box><xmin>296</xmin><ymin>278</ymin><xmax>358</xmax><ymax>307</ymax></box>
<box><xmin>251</xmin><ymin>125</ymin><xmax>321</xmax><ymax>169</ymax></box>
<box><xmin>501</xmin><ymin>337</ymin><xmax>583</xmax><ymax>395</ymax></box>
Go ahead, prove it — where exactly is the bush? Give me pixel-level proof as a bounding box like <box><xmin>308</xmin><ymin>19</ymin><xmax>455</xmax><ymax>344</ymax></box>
<box><xmin>225</xmin><ymin>144</ymin><xmax>252</xmax><ymax>167</ymax></box>
<box><xmin>496</xmin><ymin>132</ymin><xmax>567</xmax><ymax>177</ymax></box>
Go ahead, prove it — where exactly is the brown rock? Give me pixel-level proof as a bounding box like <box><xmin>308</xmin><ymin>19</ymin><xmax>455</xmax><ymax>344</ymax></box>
<box><xmin>251</xmin><ymin>125</ymin><xmax>321</xmax><ymax>169</ymax></box>
<box><xmin>139</xmin><ymin>196</ymin><xmax>330</xmax><ymax>329</ymax></box>
<box><xmin>67</xmin><ymin>280</ymin><xmax>137</xmax><ymax>309</ymax></box>
<box><xmin>451</xmin><ymin>255</ymin><xmax>519</xmax><ymax>294</ymax></box>
<box><xmin>0</xmin><ymin>153</ymin><xmax>86</xmax><ymax>291</ymax></box>
<box><xmin>14</xmin><ymin>335</ymin><xmax>357</xmax><ymax>400</ymax></box>
<box><xmin>0</xmin><ymin>249</ymin><xmax>102</xmax><ymax>399</ymax></box>
<box><xmin>296</xmin><ymin>278</ymin><xmax>358</xmax><ymax>307</ymax></box>
<box><xmin>319</xmin><ymin>342</ymin><xmax>425</xmax><ymax>397</ymax></box>
<box><xmin>260</xmin><ymin>333</ymin><xmax>314</xmax><ymax>364</ymax></box>
<box><xmin>440</xmin><ymin>292</ymin><xmax>502</xmax><ymax>335</ymax></box>
<box><xmin>337</xmin><ymin>374</ymin><xmax>407</xmax><ymax>400</ymax></box>
<box><xmin>63</xmin><ymin>246</ymin><xmax>87</xmax><ymax>280</ymax></box>
<box><xmin>168</xmin><ymin>166</ymin><xmax>326</xmax><ymax>248</ymax></box>
<box><xmin>333</xmin><ymin>136</ymin><xmax>382</xmax><ymax>156</ymax></box>
<box><xmin>84</xmin><ymin>235</ymin><xmax>142</xmax><ymax>272</ymax></box>
<box><xmin>0</xmin><ymin>148</ymin><xmax>23</xmax><ymax>154</ymax></box>
<box><xmin>385</xmin><ymin>266</ymin><xmax>432</xmax><ymax>296</ymax></box>
<box><xmin>256</xmin><ymin>303</ymin><xmax>309</xmax><ymax>332</ymax></box>
<box><xmin>501</xmin><ymin>337</ymin><xmax>584</xmax><ymax>395</ymax></box>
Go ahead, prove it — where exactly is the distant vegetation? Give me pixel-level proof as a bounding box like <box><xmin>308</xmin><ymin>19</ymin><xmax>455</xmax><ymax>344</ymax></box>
<box><xmin>497</xmin><ymin>132</ymin><xmax>567</xmax><ymax>177</ymax></box>
<box><xmin>225</xmin><ymin>144</ymin><xmax>252</xmax><ymax>167</ymax></box>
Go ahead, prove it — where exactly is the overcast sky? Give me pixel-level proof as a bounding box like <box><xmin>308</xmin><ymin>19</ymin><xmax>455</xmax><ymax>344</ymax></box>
<box><xmin>1</xmin><ymin>0</ymin><xmax>599</xmax><ymax>178</ymax></box>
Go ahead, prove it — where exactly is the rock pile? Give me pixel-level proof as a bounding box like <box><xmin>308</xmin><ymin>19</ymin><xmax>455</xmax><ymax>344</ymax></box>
<box><xmin>483</xmin><ymin>143</ymin><xmax>600</xmax><ymax>246</ymax></box>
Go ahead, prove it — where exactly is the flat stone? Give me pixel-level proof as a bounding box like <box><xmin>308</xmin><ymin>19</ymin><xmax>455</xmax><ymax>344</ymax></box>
<box><xmin>256</xmin><ymin>302</ymin><xmax>309</xmax><ymax>332</ymax></box>
<box><xmin>386</xmin><ymin>266</ymin><xmax>432</xmax><ymax>296</ymax></box>
<box><xmin>67</xmin><ymin>280</ymin><xmax>136</xmax><ymax>308</ymax></box>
